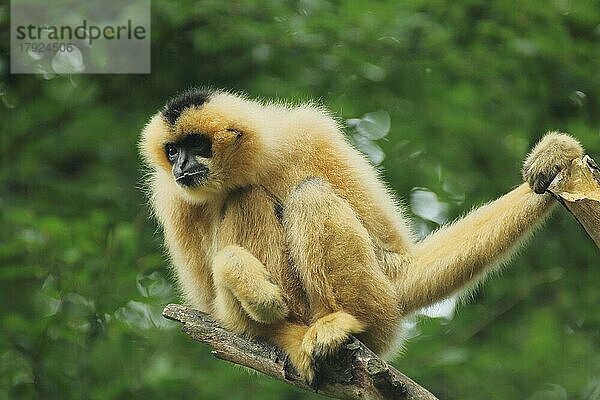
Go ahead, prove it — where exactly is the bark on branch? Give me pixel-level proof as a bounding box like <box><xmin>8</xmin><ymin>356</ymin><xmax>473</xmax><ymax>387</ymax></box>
<box><xmin>162</xmin><ymin>304</ymin><xmax>438</xmax><ymax>400</ymax></box>
<box><xmin>548</xmin><ymin>155</ymin><xmax>600</xmax><ymax>248</ymax></box>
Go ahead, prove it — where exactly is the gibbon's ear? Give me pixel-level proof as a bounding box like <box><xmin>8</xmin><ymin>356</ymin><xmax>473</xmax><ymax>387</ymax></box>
<box><xmin>211</xmin><ymin>127</ymin><xmax>245</xmax><ymax>149</ymax></box>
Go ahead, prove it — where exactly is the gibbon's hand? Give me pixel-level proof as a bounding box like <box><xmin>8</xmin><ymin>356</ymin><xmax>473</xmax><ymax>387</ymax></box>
<box><xmin>522</xmin><ymin>132</ymin><xmax>584</xmax><ymax>194</ymax></box>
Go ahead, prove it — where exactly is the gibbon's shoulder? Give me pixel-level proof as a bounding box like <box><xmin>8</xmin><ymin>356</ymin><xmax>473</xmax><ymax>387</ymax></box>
<box><xmin>260</xmin><ymin>96</ymin><xmax>344</xmax><ymax>142</ymax></box>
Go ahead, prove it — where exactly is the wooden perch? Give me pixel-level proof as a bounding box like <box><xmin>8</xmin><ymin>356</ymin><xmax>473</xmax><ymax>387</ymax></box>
<box><xmin>548</xmin><ymin>155</ymin><xmax>600</xmax><ymax>248</ymax></box>
<box><xmin>162</xmin><ymin>304</ymin><xmax>438</xmax><ymax>400</ymax></box>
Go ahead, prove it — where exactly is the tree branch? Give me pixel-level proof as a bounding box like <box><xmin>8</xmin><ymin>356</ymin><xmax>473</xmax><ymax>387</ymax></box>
<box><xmin>548</xmin><ymin>155</ymin><xmax>600</xmax><ymax>248</ymax></box>
<box><xmin>162</xmin><ymin>304</ymin><xmax>438</xmax><ymax>400</ymax></box>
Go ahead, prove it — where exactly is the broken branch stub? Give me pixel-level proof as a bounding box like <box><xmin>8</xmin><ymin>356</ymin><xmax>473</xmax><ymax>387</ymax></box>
<box><xmin>548</xmin><ymin>155</ymin><xmax>600</xmax><ymax>248</ymax></box>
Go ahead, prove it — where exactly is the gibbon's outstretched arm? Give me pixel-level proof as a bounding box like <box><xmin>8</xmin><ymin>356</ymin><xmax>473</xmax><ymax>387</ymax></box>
<box><xmin>397</xmin><ymin>133</ymin><xmax>584</xmax><ymax>314</ymax></box>
<box><xmin>399</xmin><ymin>183</ymin><xmax>553</xmax><ymax>313</ymax></box>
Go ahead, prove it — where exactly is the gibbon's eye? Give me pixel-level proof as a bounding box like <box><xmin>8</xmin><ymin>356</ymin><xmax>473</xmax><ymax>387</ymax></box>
<box><xmin>165</xmin><ymin>144</ymin><xmax>178</xmax><ymax>162</ymax></box>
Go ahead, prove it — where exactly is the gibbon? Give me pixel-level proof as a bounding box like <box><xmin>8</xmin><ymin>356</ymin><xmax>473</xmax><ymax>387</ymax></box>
<box><xmin>139</xmin><ymin>87</ymin><xmax>584</xmax><ymax>384</ymax></box>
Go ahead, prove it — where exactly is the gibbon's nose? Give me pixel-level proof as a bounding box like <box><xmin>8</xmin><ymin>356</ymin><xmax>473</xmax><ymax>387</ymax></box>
<box><xmin>173</xmin><ymin>150</ymin><xmax>195</xmax><ymax>176</ymax></box>
<box><xmin>173</xmin><ymin>151</ymin><xmax>209</xmax><ymax>187</ymax></box>
<box><xmin>172</xmin><ymin>155</ymin><xmax>186</xmax><ymax>177</ymax></box>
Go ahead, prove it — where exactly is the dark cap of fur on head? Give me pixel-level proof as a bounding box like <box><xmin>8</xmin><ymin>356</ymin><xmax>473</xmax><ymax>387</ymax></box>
<box><xmin>162</xmin><ymin>87</ymin><xmax>216</xmax><ymax>126</ymax></box>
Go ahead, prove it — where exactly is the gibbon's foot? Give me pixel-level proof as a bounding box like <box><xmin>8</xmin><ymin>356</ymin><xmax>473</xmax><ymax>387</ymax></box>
<box><xmin>522</xmin><ymin>132</ymin><xmax>584</xmax><ymax>194</ymax></box>
<box><xmin>295</xmin><ymin>311</ymin><xmax>365</xmax><ymax>386</ymax></box>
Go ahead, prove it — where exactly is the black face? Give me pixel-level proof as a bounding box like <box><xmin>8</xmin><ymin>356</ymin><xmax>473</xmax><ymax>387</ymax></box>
<box><xmin>165</xmin><ymin>134</ymin><xmax>212</xmax><ymax>187</ymax></box>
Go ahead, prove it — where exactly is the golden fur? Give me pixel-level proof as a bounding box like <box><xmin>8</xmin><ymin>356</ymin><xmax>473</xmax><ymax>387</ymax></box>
<box><xmin>139</xmin><ymin>89</ymin><xmax>584</xmax><ymax>383</ymax></box>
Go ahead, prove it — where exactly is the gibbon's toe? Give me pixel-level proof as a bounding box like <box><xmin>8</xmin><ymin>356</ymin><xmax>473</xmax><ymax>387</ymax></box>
<box><xmin>285</xmin><ymin>342</ymin><xmax>315</xmax><ymax>386</ymax></box>
<box><xmin>522</xmin><ymin>132</ymin><xmax>584</xmax><ymax>194</ymax></box>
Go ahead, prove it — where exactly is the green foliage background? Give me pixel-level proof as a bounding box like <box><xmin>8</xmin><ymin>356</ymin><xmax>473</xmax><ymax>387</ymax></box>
<box><xmin>1</xmin><ymin>1</ymin><xmax>599</xmax><ymax>399</ymax></box>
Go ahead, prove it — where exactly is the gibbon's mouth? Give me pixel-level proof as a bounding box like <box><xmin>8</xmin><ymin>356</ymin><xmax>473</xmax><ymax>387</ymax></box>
<box><xmin>175</xmin><ymin>169</ymin><xmax>209</xmax><ymax>188</ymax></box>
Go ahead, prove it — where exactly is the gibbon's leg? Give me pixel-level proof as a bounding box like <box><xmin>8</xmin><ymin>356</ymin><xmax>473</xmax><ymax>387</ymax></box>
<box><xmin>212</xmin><ymin>245</ymin><xmax>289</xmax><ymax>329</ymax></box>
<box><xmin>280</xmin><ymin>177</ymin><xmax>399</xmax><ymax>384</ymax></box>
<box><xmin>212</xmin><ymin>187</ymin><xmax>292</xmax><ymax>330</ymax></box>
<box><xmin>397</xmin><ymin>132</ymin><xmax>584</xmax><ymax>314</ymax></box>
